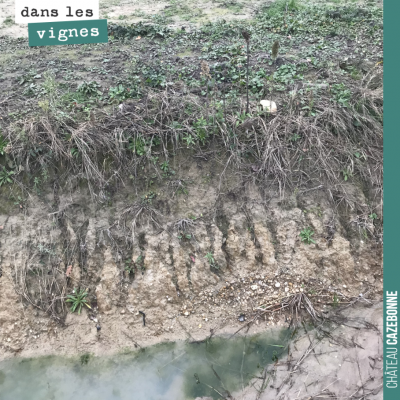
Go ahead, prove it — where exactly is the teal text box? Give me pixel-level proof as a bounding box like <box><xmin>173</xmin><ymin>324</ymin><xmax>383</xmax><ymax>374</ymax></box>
<box><xmin>28</xmin><ymin>19</ymin><xmax>108</xmax><ymax>46</ymax></box>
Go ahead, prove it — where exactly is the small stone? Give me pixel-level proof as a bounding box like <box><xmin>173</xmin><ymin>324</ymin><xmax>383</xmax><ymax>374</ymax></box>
<box><xmin>260</xmin><ymin>100</ymin><xmax>277</xmax><ymax>114</ymax></box>
<box><xmin>343</xmin><ymin>285</ymin><xmax>347</xmax><ymax>288</ymax></box>
<box><xmin>275</xmin><ymin>282</ymin><xmax>281</xmax><ymax>288</ymax></box>
<box><xmin>184</xmin><ymin>311</ymin><xmax>190</xmax><ymax>316</ymax></box>
<box><xmin>251</xmin><ymin>285</ymin><xmax>258</xmax><ymax>291</ymax></box>
<box><xmin>285</xmin><ymin>287</ymin><xmax>289</xmax><ymax>292</ymax></box>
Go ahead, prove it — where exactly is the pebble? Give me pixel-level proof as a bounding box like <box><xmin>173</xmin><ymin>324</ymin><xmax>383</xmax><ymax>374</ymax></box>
<box><xmin>251</xmin><ymin>285</ymin><xmax>258</xmax><ymax>291</ymax></box>
<box><xmin>275</xmin><ymin>282</ymin><xmax>281</xmax><ymax>288</ymax></box>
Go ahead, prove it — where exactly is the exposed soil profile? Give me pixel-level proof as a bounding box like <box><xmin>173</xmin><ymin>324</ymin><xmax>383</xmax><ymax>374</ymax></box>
<box><xmin>0</xmin><ymin>0</ymin><xmax>383</xmax><ymax>398</ymax></box>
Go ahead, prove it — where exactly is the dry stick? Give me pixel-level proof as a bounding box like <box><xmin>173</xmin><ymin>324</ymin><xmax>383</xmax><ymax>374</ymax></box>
<box><xmin>211</xmin><ymin>365</ymin><xmax>233</xmax><ymax>399</ymax></box>
<box><xmin>122</xmin><ymin>330</ymin><xmax>142</xmax><ymax>348</ymax></box>
<box><xmin>217</xmin><ymin>154</ymin><xmax>233</xmax><ymax>197</ymax></box>
<box><xmin>240</xmin><ymin>340</ymin><xmax>246</xmax><ymax>397</ymax></box>
<box><xmin>196</xmin><ymin>378</ymin><xmax>227</xmax><ymax>399</ymax></box>
<box><xmin>241</xmin><ymin>30</ymin><xmax>251</xmax><ymax>115</ymax></box>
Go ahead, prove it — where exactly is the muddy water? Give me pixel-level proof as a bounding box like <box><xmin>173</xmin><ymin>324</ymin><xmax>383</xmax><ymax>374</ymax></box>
<box><xmin>0</xmin><ymin>329</ymin><xmax>290</xmax><ymax>400</ymax></box>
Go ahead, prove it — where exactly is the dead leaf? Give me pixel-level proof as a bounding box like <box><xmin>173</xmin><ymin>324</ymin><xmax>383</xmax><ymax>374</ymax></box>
<box><xmin>136</xmin><ymin>36</ymin><xmax>141</xmax><ymax>40</ymax></box>
<box><xmin>66</xmin><ymin>265</ymin><xmax>73</xmax><ymax>277</ymax></box>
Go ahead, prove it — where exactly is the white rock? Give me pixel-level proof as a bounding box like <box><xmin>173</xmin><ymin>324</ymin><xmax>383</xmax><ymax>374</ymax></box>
<box><xmin>260</xmin><ymin>100</ymin><xmax>277</xmax><ymax>114</ymax></box>
<box><xmin>275</xmin><ymin>282</ymin><xmax>281</xmax><ymax>288</ymax></box>
<box><xmin>251</xmin><ymin>285</ymin><xmax>258</xmax><ymax>291</ymax></box>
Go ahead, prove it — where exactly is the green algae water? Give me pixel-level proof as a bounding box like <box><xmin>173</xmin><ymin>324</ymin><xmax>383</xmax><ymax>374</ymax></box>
<box><xmin>0</xmin><ymin>329</ymin><xmax>290</xmax><ymax>400</ymax></box>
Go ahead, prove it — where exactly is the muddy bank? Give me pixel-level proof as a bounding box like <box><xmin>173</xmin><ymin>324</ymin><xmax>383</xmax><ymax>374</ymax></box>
<box><xmin>235</xmin><ymin>301</ymin><xmax>383</xmax><ymax>399</ymax></box>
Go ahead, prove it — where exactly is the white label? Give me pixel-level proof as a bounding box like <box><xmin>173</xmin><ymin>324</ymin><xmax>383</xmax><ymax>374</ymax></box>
<box><xmin>15</xmin><ymin>1</ymin><xmax>99</xmax><ymax>24</ymax></box>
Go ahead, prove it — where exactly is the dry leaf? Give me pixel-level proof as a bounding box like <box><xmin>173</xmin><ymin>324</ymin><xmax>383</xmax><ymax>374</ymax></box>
<box><xmin>66</xmin><ymin>265</ymin><xmax>73</xmax><ymax>277</ymax></box>
<box><xmin>136</xmin><ymin>36</ymin><xmax>141</xmax><ymax>40</ymax></box>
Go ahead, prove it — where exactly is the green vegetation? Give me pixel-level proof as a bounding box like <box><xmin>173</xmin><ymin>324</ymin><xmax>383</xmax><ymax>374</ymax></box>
<box><xmin>300</xmin><ymin>228</ymin><xmax>316</xmax><ymax>244</ymax></box>
<box><xmin>0</xmin><ymin>167</ymin><xmax>13</xmax><ymax>186</ymax></box>
<box><xmin>0</xmin><ymin>135</ymin><xmax>8</xmax><ymax>155</ymax></box>
<box><xmin>205</xmin><ymin>252</ymin><xmax>219</xmax><ymax>270</ymax></box>
<box><xmin>80</xmin><ymin>353</ymin><xmax>91</xmax><ymax>365</ymax></box>
<box><xmin>0</xmin><ymin>0</ymin><xmax>382</xmax><ymax>245</ymax></box>
<box><xmin>66</xmin><ymin>288</ymin><xmax>92</xmax><ymax>314</ymax></box>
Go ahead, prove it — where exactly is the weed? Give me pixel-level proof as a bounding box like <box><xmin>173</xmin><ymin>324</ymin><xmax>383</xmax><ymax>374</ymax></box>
<box><xmin>77</xmin><ymin>81</ymin><xmax>102</xmax><ymax>97</ymax></box>
<box><xmin>331</xmin><ymin>83</ymin><xmax>351</xmax><ymax>107</ymax></box>
<box><xmin>124</xmin><ymin>255</ymin><xmax>145</xmax><ymax>277</ymax></box>
<box><xmin>193</xmin><ymin>117</ymin><xmax>209</xmax><ymax>145</ymax></box>
<box><xmin>109</xmin><ymin>85</ymin><xmax>132</xmax><ymax>103</ymax></box>
<box><xmin>332</xmin><ymin>293</ymin><xmax>340</xmax><ymax>308</ymax></box>
<box><xmin>125</xmin><ymin>259</ymin><xmax>135</xmax><ymax>276</ymax></box>
<box><xmin>160</xmin><ymin>161</ymin><xmax>169</xmax><ymax>173</ymax></box>
<box><xmin>300</xmin><ymin>228</ymin><xmax>316</xmax><ymax>244</ymax></box>
<box><xmin>141</xmin><ymin>191</ymin><xmax>156</xmax><ymax>204</ymax></box>
<box><xmin>289</xmin><ymin>133</ymin><xmax>301</xmax><ymax>142</ymax></box>
<box><xmin>341</xmin><ymin>167</ymin><xmax>353</xmax><ymax>181</ymax></box>
<box><xmin>128</xmin><ymin>135</ymin><xmax>160</xmax><ymax>156</ymax></box>
<box><xmin>71</xmin><ymin>148</ymin><xmax>80</xmax><ymax>158</ymax></box>
<box><xmin>12</xmin><ymin>195</ymin><xmax>26</xmax><ymax>208</ymax></box>
<box><xmin>273</xmin><ymin>64</ymin><xmax>302</xmax><ymax>85</ymax></box>
<box><xmin>0</xmin><ymin>167</ymin><xmax>14</xmax><ymax>186</ymax></box>
<box><xmin>134</xmin><ymin>254</ymin><xmax>145</xmax><ymax>273</ymax></box>
<box><xmin>80</xmin><ymin>353</ymin><xmax>91</xmax><ymax>365</ymax></box>
<box><xmin>369</xmin><ymin>213</ymin><xmax>378</xmax><ymax>220</ymax></box>
<box><xmin>2</xmin><ymin>16</ymin><xmax>14</xmax><ymax>27</ymax></box>
<box><xmin>37</xmin><ymin>244</ymin><xmax>54</xmax><ymax>255</ymax></box>
<box><xmin>205</xmin><ymin>252</ymin><xmax>219</xmax><ymax>269</ymax></box>
<box><xmin>0</xmin><ymin>135</ymin><xmax>8</xmax><ymax>155</ymax></box>
<box><xmin>183</xmin><ymin>134</ymin><xmax>195</xmax><ymax>148</ymax></box>
<box><xmin>66</xmin><ymin>288</ymin><xmax>91</xmax><ymax>314</ymax></box>
<box><xmin>178</xmin><ymin>233</ymin><xmax>192</xmax><ymax>241</ymax></box>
